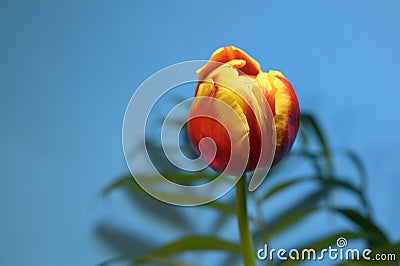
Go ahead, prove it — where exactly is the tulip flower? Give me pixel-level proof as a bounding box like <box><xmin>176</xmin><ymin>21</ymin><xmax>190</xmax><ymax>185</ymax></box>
<box><xmin>187</xmin><ymin>46</ymin><xmax>300</xmax><ymax>175</ymax></box>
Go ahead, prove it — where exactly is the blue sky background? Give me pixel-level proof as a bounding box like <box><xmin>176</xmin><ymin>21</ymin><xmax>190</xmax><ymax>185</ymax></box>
<box><xmin>1</xmin><ymin>0</ymin><xmax>399</xmax><ymax>265</ymax></box>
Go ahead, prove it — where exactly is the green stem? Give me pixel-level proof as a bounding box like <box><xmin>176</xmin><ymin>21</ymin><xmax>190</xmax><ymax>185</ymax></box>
<box><xmin>236</xmin><ymin>175</ymin><xmax>256</xmax><ymax>266</ymax></box>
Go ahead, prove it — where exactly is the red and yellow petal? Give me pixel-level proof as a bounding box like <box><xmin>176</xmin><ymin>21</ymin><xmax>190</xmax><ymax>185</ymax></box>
<box><xmin>188</xmin><ymin>66</ymin><xmax>263</xmax><ymax>174</ymax></box>
<box><xmin>188</xmin><ymin>46</ymin><xmax>300</xmax><ymax>174</ymax></box>
<box><xmin>256</xmin><ymin>70</ymin><xmax>300</xmax><ymax>165</ymax></box>
<box><xmin>196</xmin><ymin>46</ymin><xmax>261</xmax><ymax>85</ymax></box>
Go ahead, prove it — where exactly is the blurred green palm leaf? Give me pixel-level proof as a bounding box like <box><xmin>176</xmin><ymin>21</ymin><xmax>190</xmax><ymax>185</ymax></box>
<box><xmin>98</xmin><ymin>112</ymin><xmax>399</xmax><ymax>265</ymax></box>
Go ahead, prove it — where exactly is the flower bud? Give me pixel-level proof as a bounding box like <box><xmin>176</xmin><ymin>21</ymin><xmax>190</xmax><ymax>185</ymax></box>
<box><xmin>187</xmin><ymin>46</ymin><xmax>300</xmax><ymax>175</ymax></box>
